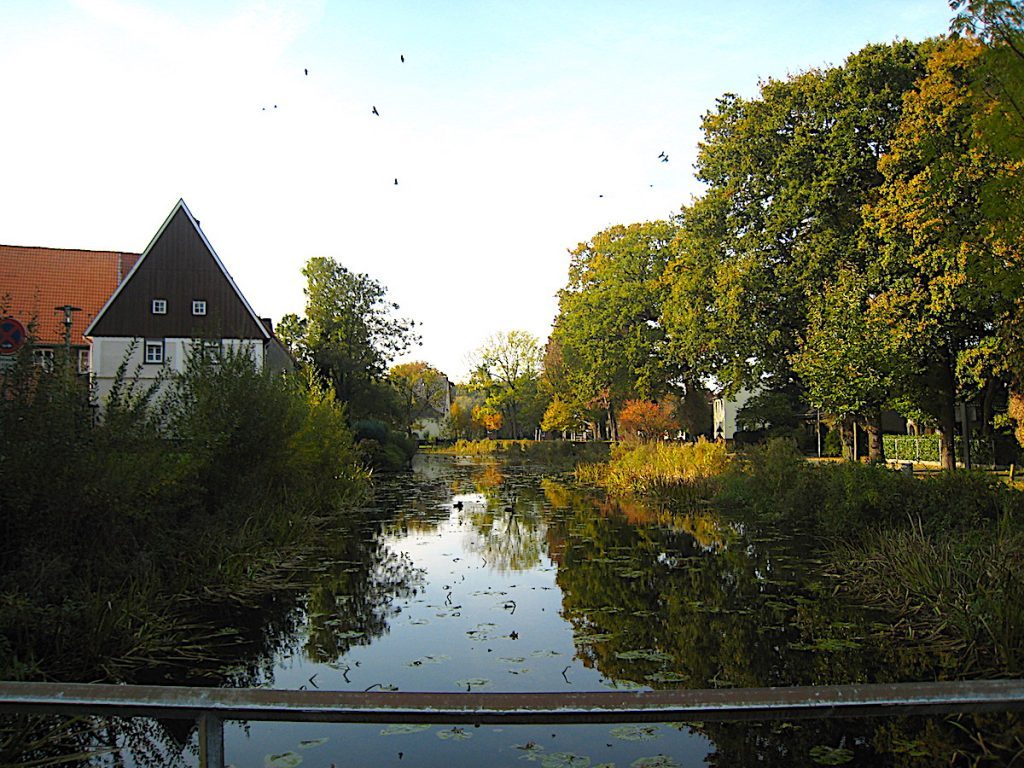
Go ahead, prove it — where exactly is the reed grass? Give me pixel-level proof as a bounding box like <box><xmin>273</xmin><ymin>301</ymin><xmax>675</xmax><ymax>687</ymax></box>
<box><xmin>574</xmin><ymin>438</ymin><xmax>730</xmax><ymax>495</ymax></box>
<box><xmin>834</xmin><ymin>516</ymin><xmax>1024</xmax><ymax>675</ymax></box>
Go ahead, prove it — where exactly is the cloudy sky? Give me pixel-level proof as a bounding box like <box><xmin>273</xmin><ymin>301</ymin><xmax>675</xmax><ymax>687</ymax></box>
<box><xmin>1</xmin><ymin>0</ymin><xmax>952</xmax><ymax>380</ymax></box>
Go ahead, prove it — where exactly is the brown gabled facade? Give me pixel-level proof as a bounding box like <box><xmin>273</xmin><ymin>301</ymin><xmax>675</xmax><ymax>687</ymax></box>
<box><xmin>87</xmin><ymin>200</ymin><xmax>269</xmax><ymax>341</ymax></box>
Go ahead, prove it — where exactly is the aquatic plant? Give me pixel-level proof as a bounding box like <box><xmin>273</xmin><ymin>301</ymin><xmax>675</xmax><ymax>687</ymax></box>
<box><xmin>574</xmin><ymin>438</ymin><xmax>730</xmax><ymax>495</ymax></box>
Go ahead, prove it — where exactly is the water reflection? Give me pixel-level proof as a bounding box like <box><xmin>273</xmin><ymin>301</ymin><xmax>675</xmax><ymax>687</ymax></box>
<box><xmin>19</xmin><ymin>453</ymin><xmax>1018</xmax><ymax>766</ymax></box>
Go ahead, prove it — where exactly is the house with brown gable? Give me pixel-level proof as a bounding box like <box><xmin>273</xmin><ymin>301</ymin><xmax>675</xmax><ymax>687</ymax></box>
<box><xmin>3</xmin><ymin>199</ymin><xmax>290</xmax><ymax>401</ymax></box>
<box><xmin>0</xmin><ymin>244</ymin><xmax>139</xmax><ymax>372</ymax></box>
<box><xmin>85</xmin><ymin>199</ymin><xmax>290</xmax><ymax>402</ymax></box>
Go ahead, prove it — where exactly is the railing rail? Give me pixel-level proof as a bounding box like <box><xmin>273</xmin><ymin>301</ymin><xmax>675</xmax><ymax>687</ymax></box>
<box><xmin>3</xmin><ymin>679</ymin><xmax>1023</xmax><ymax>768</ymax></box>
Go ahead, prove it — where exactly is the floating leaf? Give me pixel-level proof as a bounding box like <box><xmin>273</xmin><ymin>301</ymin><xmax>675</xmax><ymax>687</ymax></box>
<box><xmin>630</xmin><ymin>756</ymin><xmax>679</xmax><ymax>768</ymax></box>
<box><xmin>530</xmin><ymin>650</ymin><xmax>562</xmax><ymax>658</ymax></box>
<box><xmin>645</xmin><ymin>671</ymin><xmax>688</xmax><ymax>683</ymax></box>
<box><xmin>265</xmin><ymin>752</ymin><xmax>302</xmax><ymax>767</ymax></box>
<box><xmin>409</xmin><ymin>619</ymin><xmax>430</xmax><ymax>625</ymax></box>
<box><xmin>614</xmin><ymin>650</ymin><xmax>673</xmax><ymax>663</ymax></box>
<box><xmin>455</xmin><ymin>678</ymin><xmax>491</xmax><ymax>690</ymax></box>
<box><xmin>437</xmin><ymin>726</ymin><xmax>472</xmax><ymax>741</ymax></box>
<box><xmin>297</xmin><ymin>738</ymin><xmax>327</xmax><ymax>749</ymax></box>
<box><xmin>574</xmin><ymin>633</ymin><xmax>615</xmax><ymax>644</ymax></box>
<box><xmin>610</xmin><ymin>725</ymin><xmax>660</xmax><ymax>742</ymax></box>
<box><xmin>380</xmin><ymin>724</ymin><xmax>431</xmax><ymax>736</ymax></box>
<box><xmin>499</xmin><ymin>656</ymin><xmax>526</xmax><ymax>664</ymax></box>
<box><xmin>540</xmin><ymin>752</ymin><xmax>591</xmax><ymax>768</ymax></box>
<box><xmin>809</xmin><ymin>745</ymin><xmax>855</xmax><ymax>765</ymax></box>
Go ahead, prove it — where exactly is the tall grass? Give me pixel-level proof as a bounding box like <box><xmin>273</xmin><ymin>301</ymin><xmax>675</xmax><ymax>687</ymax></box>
<box><xmin>574</xmin><ymin>439</ymin><xmax>730</xmax><ymax>495</ymax></box>
<box><xmin>432</xmin><ymin>438</ymin><xmax>610</xmax><ymax>465</ymax></box>
<box><xmin>0</xmin><ymin>347</ymin><xmax>369</xmax><ymax>683</ymax></box>
<box><xmin>835</xmin><ymin>518</ymin><xmax>1024</xmax><ymax>675</ymax></box>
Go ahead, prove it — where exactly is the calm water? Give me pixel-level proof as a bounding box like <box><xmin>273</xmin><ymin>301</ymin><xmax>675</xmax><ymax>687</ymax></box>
<box><xmin>107</xmin><ymin>453</ymin><xmax>958</xmax><ymax>766</ymax></box>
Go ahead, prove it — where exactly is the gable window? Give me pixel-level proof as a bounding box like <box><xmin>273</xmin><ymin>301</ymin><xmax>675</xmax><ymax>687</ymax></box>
<box><xmin>152</xmin><ymin>299</ymin><xmax>167</xmax><ymax>315</ymax></box>
<box><xmin>145</xmin><ymin>340</ymin><xmax>164</xmax><ymax>364</ymax></box>
<box><xmin>192</xmin><ymin>300</ymin><xmax>207</xmax><ymax>316</ymax></box>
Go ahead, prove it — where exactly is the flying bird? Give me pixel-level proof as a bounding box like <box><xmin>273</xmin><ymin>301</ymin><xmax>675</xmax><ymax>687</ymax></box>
<box><xmin>372</xmin><ymin>106</ymin><xmax>380</xmax><ymax>116</ymax></box>
<box><xmin>394</xmin><ymin>178</ymin><xmax>399</xmax><ymax>185</ymax></box>
<box><xmin>304</xmin><ymin>68</ymin><xmax>308</xmax><ymax>75</ymax></box>
<box><xmin>660</xmin><ymin>154</ymin><xmax>669</xmax><ymax>163</ymax></box>
<box><xmin>401</xmin><ymin>54</ymin><xmax>405</xmax><ymax>62</ymax></box>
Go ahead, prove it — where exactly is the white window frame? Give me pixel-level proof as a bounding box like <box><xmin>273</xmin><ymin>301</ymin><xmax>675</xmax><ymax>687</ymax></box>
<box><xmin>77</xmin><ymin>348</ymin><xmax>90</xmax><ymax>374</ymax></box>
<box><xmin>152</xmin><ymin>299</ymin><xmax>167</xmax><ymax>315</ymax></box>
<box><xmin>192</xmin><ymin>300</ymin><xmax>207</xmax><ymax>316</ymax></box>
<box><xmin>144</xmin><ymin>340</ymin><xmax>164</xmax><ymax>365</ymax></box>
<box><xmin>33</xmin><ymin>348</ymin><xmax>54</xmax><ymax>371</ymax></box>
<box><xmin>197</xmin><ymin>338</ymin><xmax>221</xmax><ymax>362</ymax></box>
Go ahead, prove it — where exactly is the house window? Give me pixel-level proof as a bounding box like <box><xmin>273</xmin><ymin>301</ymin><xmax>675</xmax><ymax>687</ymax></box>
<box><xmin>152</xmin><ymin>299</ymin><xmax>167</xmax><ymax>315</ymax></box>
<box><xmin>33</xmin><ymin>348</ymin><xmax>54</xmax><ymax>371</ymax></box>
<box><xmin>145</xmin><ymin>340</ymin><xmax>164</xmax><ymax>364</ymax></box>
<box><xmin>197</xmin><ymin>339</ymin><xmax>221</xmax><ymax>362</ymax></box>
<box><xmin>77</xmin><ymin>348</ymin><xmax>90</xmax><ymax>374</ymax></box>
<box><xmin>192</xmin><ymin>300</ymin><xmax>207</xmax><ymax>316</ymax></box>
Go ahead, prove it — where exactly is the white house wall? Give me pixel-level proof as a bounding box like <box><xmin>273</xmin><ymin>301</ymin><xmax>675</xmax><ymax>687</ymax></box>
<box><xmin>90</xmin><ymin>336</ymin><xmax>265</xmax><ymax>404</ymax></box>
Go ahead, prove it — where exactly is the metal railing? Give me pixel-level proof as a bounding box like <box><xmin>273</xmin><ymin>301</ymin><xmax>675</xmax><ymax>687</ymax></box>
<box><xmin>2</xmin><ymin>679</ymin><xmax>1023</xmax><ymax>768</ymax></box>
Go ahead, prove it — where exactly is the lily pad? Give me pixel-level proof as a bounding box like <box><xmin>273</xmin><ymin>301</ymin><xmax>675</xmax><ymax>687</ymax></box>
<box><xmin>530</xmin><ymin>650</ymin><xmax>562</xmax><ymax>657</ymax></box>
<box><xmin>630</xmin><ymin>756</ymin><xmax>680</xmax><ymax>768</ymax></box>
<box><xmin>455</xmin><ymin>677</ymin><xmax>491</xmax><ymax>690</ymax></box>
<box><xmin>380</xmin><ymin>724</ymin><xmax>432</xmax><ymax>736</ymax></box>
<box><xmin>539</xmin><ymin>752</ymin><xmax>591</xmax><ymax>768</ymax></box>
<box><xmin>610</xmin><ymin>725</ymin><xmax>660</xmax><ymax>742</ymax></box>
<box><xmin>297</xmin><ymin>738</ymin><xmax>327</xmax><ymax>749</ymax></box>
<box><xmin>809</xmin><ymin>745</ymin><xmax>855</xmax><ymax>765</ymax></box>
<box><xmin>265</xmin><ymin>752</ymin><xmax>302</xmax><ymax>768</ymax></box>
<box><xmin>437</xmin><ymin>726</ymin><xmax>472</xmax><ymax>741</ymax></box>
<box><xmin>614</xmin><ymin>650</ymin><xmax>673</xmax><ymax>663</ymax></box>
<box><xmin>574</xmin><ymin>633</ymin><xmax>615</xmax><ymax>644</ymax></box>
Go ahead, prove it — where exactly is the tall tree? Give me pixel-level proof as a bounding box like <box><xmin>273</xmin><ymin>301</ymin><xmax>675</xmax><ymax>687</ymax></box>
<box><xmin>468</xmin><ymin>330</ymin><xmax>544</xmax><ymax>439</ymax></box>
<box><xmin>551</xmin><ymin>221</ymin><xmax>680</xmax><ymax>440</ymax></box>
<box><xmin>280</xmin><ymin>257</ymin><xmax>419</xmax><ymax>421</ymax></box>
<box><xmin>865</xmin><ymin>37</ymin><xmax>1021</xmax><ymax>468</ymax></box>
<box><xmin>661</xmin><ymin>41</ymin><xmax>929</xmax><ymax>459</ymax></box>
<box><xmin>388</xmin><ymin>361</ymin><xmax>450</xmax><ymax>438</ymax></box>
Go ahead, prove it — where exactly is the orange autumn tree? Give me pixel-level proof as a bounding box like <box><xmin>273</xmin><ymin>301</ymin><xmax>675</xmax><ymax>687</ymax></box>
<box><xmin>472</xmin><ymin>405</ymin><xmax>503</xmax><ymax>437</ymax></box>
<box><xmin>618</xmin><ymin>399</ymin><xmax>679</xmax><ymax>442</ymax></box>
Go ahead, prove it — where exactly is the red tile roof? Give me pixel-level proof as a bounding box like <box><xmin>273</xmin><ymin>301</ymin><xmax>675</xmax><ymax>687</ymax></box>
<box><xmin>0</xmin><ymin>245</ymin><xmax>139</xmax><ymax>346</ymax></box>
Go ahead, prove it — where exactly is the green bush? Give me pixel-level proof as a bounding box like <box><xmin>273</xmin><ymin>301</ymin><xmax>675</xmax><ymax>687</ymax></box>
<box><xmin>352</xmin><ymin>419</ymin><xmax>417</xmax><ymax>470</ymax></box>
<box><xmin>0</xmin><ymin>344</ymin><xmax>368</xmax><ymax>681</ymax></box>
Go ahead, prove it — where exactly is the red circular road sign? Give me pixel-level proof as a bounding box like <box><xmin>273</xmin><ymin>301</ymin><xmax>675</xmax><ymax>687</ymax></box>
<box><xmin>0</xmin><ymin>317</ymin><xmax>27</xmax><ymax>355</ymax></box>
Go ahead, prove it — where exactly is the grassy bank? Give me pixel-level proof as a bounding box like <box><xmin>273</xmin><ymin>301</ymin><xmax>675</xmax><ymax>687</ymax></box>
<box><xmin>0</xmin><ymin>350</ymin><xmax>369</xmax><ymax>683</ymax></box>
<box><xmin>576</xmin><ymin>438</ymin><xmax>1024</xmax><ymax>678</ymax></box>
<box><xmin>574</xmin><ymin>438</ymin><xmax>730</xmax><ymax>496</ymax></box>
<box><xmin>430</xmin><ymin>438</ymin><xmax>611</xmax><ymax>465</ymax></box>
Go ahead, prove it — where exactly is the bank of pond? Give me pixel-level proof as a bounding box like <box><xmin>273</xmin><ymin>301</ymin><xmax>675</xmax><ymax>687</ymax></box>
<box><xmin>1</xmin><ymin>440</ymin><xmax>1022</xmax><ymax>766</ymax></box>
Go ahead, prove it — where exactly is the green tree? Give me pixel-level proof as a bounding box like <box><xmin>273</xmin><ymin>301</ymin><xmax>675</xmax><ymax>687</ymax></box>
<box><xmin>865</xmin><ymin>38</ymin><xmax>1021</xmax><ymax>468</ymax></box>
<box><xmin>468</xmin><ymin>330</ymin><xmax>545</xmax><ymax>439</ymax></box>
<box><xmin>792</xmin><ymin>268</ymin><xmax>905</xmax><ymax>459</ymax></box>
<box><xmin>551</xmin><ymin>221</ymin><xmax>680</xmax><ymax>440</ymax></box>
<box><xmin>661</xmin><ymin>41</ymin><xmax>928</xmax><ymax>460</ymax></box>
<box><xmin>388</xmin><ymin>361</ymin><xmax>450</xmax><ymax>438</ymax></box>
<box><xmin>280</xmin><ymin>257</ymin><xmax>419</xmax><ymax>422</ymax></box>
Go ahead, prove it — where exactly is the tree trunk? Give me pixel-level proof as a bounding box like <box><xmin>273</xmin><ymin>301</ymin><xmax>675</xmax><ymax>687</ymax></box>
<box><xmin>865</xmin><ymin>411</ymin><xmax>885</xmax><ymax>463</ymax></box>
<box><xmin>938</xmin><ymin>358</ymin><xmax>958</xmax><ymax>470</ymax></box>
<box><xmin>608</xmin><ymin>402</ymin><xmax>619</xmax><ymax>442</ymax></box>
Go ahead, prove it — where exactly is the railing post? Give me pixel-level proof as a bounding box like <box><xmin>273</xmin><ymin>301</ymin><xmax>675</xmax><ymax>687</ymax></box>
<box><xmin>198</xmin><ymin>711</ymin><xmax>224</xmax><ymax>768</ymax></box>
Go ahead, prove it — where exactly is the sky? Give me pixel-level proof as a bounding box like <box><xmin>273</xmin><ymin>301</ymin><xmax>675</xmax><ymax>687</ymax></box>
<box><xmin>1</xmin><ymin>0</ymin><xmax>954</xmax><ymax>381</ymax></box>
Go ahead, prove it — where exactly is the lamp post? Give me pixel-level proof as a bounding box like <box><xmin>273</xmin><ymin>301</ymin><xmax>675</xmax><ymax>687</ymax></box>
<box><xmin>54</xmin><ymin>305</ymin><xmax>82</xmax><ymax>357</ymax></box>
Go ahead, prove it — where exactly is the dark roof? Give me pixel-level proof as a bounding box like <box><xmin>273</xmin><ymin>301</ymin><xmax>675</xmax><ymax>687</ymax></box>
<box><xmin>86</xmin><ymin>200</ymin><xmax>270</xmax><ymax>341</ymax></box>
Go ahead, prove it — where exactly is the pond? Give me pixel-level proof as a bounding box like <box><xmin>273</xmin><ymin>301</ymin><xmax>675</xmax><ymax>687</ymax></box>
<box><xmin>95</xmin><ymin>452</ymin><xmax>970</xmax><ymax>766</ymax></box>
